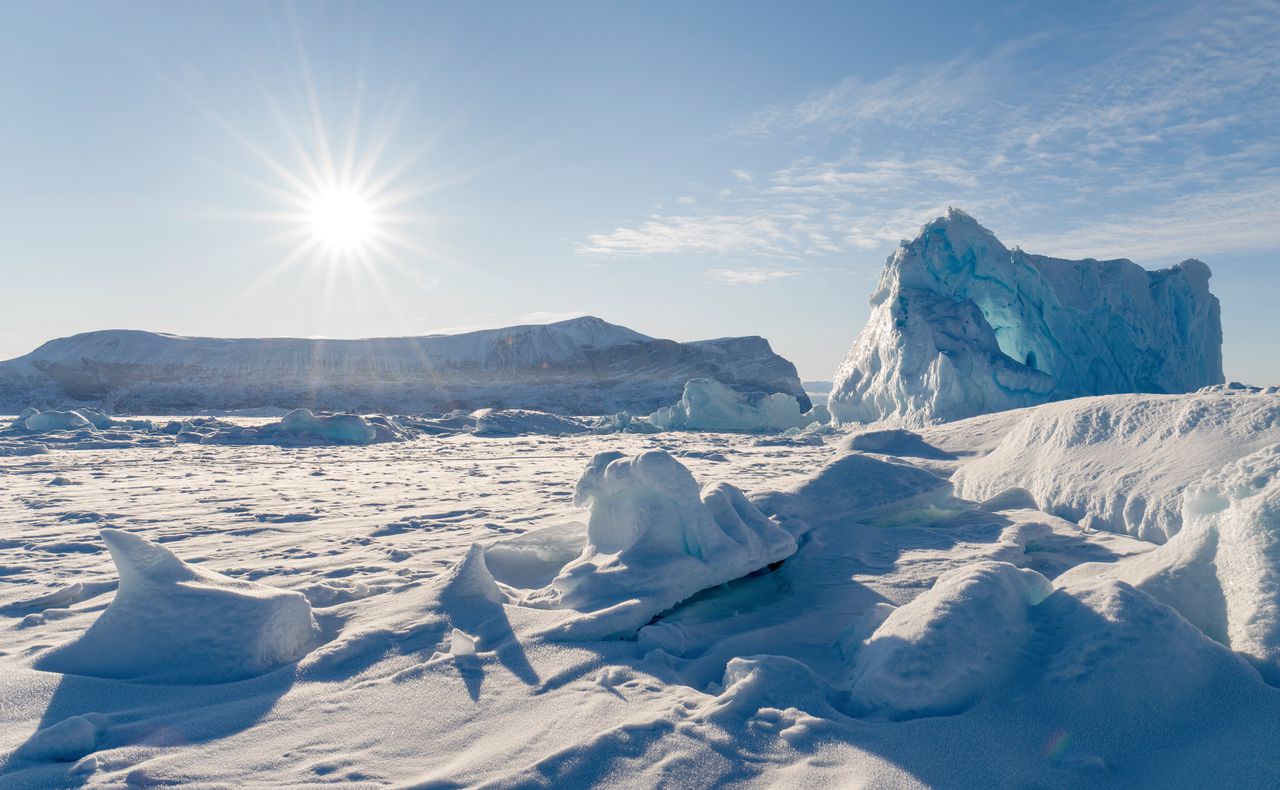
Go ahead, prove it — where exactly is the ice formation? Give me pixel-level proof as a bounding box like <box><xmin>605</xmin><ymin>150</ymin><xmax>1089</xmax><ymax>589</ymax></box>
<box><xmin>0</xmin><ymin>316</ymin><xmax>808</xmax><ymax>415</ymax></box>
<box><xmin>37</xmin><ymin>529</ymin><xmax>319</xmax><ymax>683</ymax></box>
<box><xmin>847</xmin><ymin>562</ymin><xmax>1053</xmax><ymax>717</ymax></box>
<box><xmin>646</xmin><ymin>378</ymin><xmax>821</xmax><ymax>433</ymax></box>
<box><xmin>1060</xmin><ymin>444</ymin><xmax>1280</xmax><ymax>682</ymax></box>
<box><xmin>198</xmin><ymin>409</ymin><xmax>413</xmax><ymax>446</ymax></box>
<box><xmin>755</xmin><ymin>450</ymin><xmax>968</xmax><ymax>531</ymax></box>
<box><xmin>18</xmin><ymin>409</ymin><xmax>94</xmax><ymax>433</ymax></box>
<box><xmin>473</xmin><ymin>408</ymin><xmax>597</xmax><ymax>436</ymax></box>
<box><xmin>829</xmin><ymin>209</ymin><xmax>1223</xmax><ymax>426</ymax></box>
<box><xmin>525</xmin><ymin>450</ymin><xmax>799</xmax><ymax>638</ymax></box>
<box><xmin>953</xmin><ymin>389</ymin><xmax>1280</xmax><ymax>542</ymax></box>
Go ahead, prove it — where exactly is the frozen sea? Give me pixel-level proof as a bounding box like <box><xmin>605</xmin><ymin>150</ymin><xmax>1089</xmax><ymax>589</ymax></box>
<box><xmin>2</xmin><ymin>392</ymin><xmax>1279</xmax><ymax>788</ymax></box>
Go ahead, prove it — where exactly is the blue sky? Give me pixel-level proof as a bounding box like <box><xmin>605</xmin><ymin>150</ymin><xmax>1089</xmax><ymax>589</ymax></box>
<box><xmin>1</xmin><ymin>0</ymin><xmax>1276</xmax><ymax>382</ymax></box>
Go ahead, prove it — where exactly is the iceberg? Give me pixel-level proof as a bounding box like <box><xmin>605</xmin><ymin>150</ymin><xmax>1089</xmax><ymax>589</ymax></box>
<box><xmin>647</xmin><ymin>378</ymin><xmax>820</xmax><ymax>433</ymax></box>
<box><xmin>829</xmin><ymin>209</ymin><xmax>1223</xmax><ymax>426</ymax></box>
<box><xmin>0</xmin><ymin>316</ymin><xmax>808</xmax><ymax>416</ymax></box>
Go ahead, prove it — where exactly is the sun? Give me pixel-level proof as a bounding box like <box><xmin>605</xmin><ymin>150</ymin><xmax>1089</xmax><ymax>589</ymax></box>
<box><xmin>306</xmin><ymin>186</ymin><xmax>376</xmax><ymax>254</ymax></box>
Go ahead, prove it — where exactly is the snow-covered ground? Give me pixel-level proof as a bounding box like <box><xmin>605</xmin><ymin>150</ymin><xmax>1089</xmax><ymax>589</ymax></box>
<box><xmin>3</xmin><ymin>390</ymin><xmax>1280</xmax><ymax>787</ymax></box>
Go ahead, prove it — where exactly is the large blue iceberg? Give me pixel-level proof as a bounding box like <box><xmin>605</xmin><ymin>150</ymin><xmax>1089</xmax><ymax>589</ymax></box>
<box><xmin>829</xmin><ymin>209</ymin><xmax>1223</xmax><ymax>425</ymax></box>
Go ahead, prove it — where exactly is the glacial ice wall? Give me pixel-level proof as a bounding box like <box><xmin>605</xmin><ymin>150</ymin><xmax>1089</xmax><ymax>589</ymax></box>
<box><xmin>829</xmin><ymin>209</ymin><xmax>1223</xmax><ymax>426</ymax></box>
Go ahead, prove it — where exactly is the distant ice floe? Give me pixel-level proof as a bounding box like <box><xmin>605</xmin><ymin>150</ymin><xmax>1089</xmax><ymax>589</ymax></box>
<box><xmin>521</xmin><ymin>450</ymin><xmax>799</xmax><ymax>638</ymax></box>
<box><xmin>953</xmin><ymin>389</ymin><xmax>1280</xmax><ymax>542</ymax></box>
<box><xmin>647</xmin><ymin>378</ymin><xmax>827</xmax><ymax>433</ymax></box>
<box><xmin>37</xmin><ymin>529</ymin><xmax>319</xmax><ymax>683</ymax></box>
<box><xmin>473</xmin><ymin>408</ymin><xmax>637</xmax><ymax>437</ymax></box>
<box><xmin>192</xmin><ymin>408</ymin><xmax>414</xmax><ymax>446</ymax></box>
<box><xmin>1</xmin><ymin>407</ymin><xmax>164</xmax><ymax>452</ymax></box>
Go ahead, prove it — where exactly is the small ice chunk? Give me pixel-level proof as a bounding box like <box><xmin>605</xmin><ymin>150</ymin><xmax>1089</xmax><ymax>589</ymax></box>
<box><xmin>449</xmin><ymin>628</ymin><xmax>478</xmax><ymax>656</ymax></box>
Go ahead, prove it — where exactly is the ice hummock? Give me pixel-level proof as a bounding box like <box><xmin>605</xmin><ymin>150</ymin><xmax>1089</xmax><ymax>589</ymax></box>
<box><xmin>37</xmin><ymin>529</ymin><xmax>319</xmax><ymax>683</ymax></box>
<box><xmin>197</xmin><ymin>408</ymin><xmax>413</xmax><ymax>446</ymax></box>
<box><xmin>1060</xmin><ymin>443</ymin><xmax>1280</xmax><ymax>682</ymax></box>
<box><xmin>953</xmin><ymin>389</ymin><xmax>1280</xmax><ymax>542</ymax></box>
<box><xmin>846</xmin><ymin>561</ymin><xmax>1053</xmax><ymax>717</ymax></box>
<box><xmin>829</xmin><ymin>209</ymin><xmax>1223</xmax><ymax>426</ymax></box>
<box><xmin>524</xmin><ymin>450</ymin><xmax>799</xmax><ymax>638</ymax></box>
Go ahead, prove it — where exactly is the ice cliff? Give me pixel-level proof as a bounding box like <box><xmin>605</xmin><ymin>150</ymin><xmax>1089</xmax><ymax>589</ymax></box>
<box><xmin>829</xmin><ymin>209</ymin><xmax>1223</xmax><ymax>426</ymax></box>
<box><xmin>0</xmin><ymin>316</ymin><xmax>808</xmax><ymax>416</ymax></box>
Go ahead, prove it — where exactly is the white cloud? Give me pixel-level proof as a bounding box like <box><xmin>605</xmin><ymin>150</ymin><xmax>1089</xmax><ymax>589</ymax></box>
<box><xmin>578</xmin><ymin>0</ymin><xmax>1280</xmax><ymax>265</ymax></box>
<box><xmin>706</xmin><ymin>268</ymin><xmax>798</xmax><ymax>285</ymax></box>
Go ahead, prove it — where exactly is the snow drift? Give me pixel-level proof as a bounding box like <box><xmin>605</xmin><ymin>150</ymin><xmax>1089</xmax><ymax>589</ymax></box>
<box><xmin>847</xmin><ymin>561</ymin><xmax>1054</xmax><ymax>717</ymax></box>
<box><xmin>829</xmin><ymin>209</ymin><xmax>1223</xmax><ymax>426</ymax></box>
<box><xmin>0</xmin><ymin>316</ymin><xmax>808</xmax><ymax>416</ymax></box>
<box><xmin>953</xmin><ymin>389</ymin><xmax>1280</xmax><ymax>542</ymax></box>
<box><xmin>525</xmin><ymin>451</ymin><xmax>799</xmax><ymax>638</ymax></box>
<box><xmin>1060</xmin><ymin>443</ymin><xmax>1280</xmax><ymax>683</ymax></box>
<box><xmin>647</xmin><ymin>378</ymin><xmax>820</xmax><ymax>433</ymax></box>
<box><xmin>37</xmin><ymin>529</ymin><xmax>319</xmax><ymax>683</ymax></box>
<box><xmin>755</xmin><ymin>451</ymin><xmax>969</xmax><ymax>531</ymax></box>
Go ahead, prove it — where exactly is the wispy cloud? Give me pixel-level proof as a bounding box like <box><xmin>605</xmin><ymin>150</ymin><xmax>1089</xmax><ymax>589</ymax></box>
<box><xmin>580</xmin><ymin>0</ymin><xmax>1280</xmax><ymax>265</ymax></box>
<box><xmin>706</xmin><ymin>268</ymin><xmax>798</xmax><ymax>285</ymax></box>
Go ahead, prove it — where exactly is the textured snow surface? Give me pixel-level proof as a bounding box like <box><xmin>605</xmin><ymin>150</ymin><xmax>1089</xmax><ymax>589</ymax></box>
<box><xmin>829</xmin><ymin>209</ymin><xmax>1223</xmax><ymax>426</ymax></box>
<box><xmin>953</xmin><ymin>388</ymin><xmax>1280</xmax><ymax>542</ymax></box>
<box><xmin>0</xmin><ymin>316</ymin><xmax>809</xmax><ymax>415</ymax></box>
<box><xmin>3</xmin><ymin>391</ymin><xmax>1280</xmax><ymax>787</ymax></box>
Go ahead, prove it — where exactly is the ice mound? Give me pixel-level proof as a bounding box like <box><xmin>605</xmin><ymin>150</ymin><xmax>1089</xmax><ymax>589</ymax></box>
<box><xmin>524</xmin><ymin>450</ymin><xmax>798</xmax><ymax>638</ymax></box>
<box><xmin>953</xmin><ymin>391</ymin><xmax>1280</xmax><ymax>542</ymax></box>
<box><xmin>473</xmin><ymin>408</ymin><xmax>597</xmax><ymax>436</ymax></box>
<box><xmin>754</xmin><ymin>451</ymin><xmax>968</xmax><ymax>531</ymax></box>
<box><xmin>37</xmin><ymin>529</ymin><xmax>319</xmax><ymax>683</ymax></box>
<box><xmin>829</xmin><ymin>209</ymin><xmax>1223</xmax><ymax>426</ymax></box>
<box><xmin>1060</xmin><ymin>444</ymin><xmax>1280</xmax><ymax>682</ymax></box>
<box><xmin>438</xmin><ymin>543</ymin><xmax>506</xmax><ymax>607</ymax></box>
<box><xmin>19</xmin><ymin>409</ymin><xmax>94</xmax><ymax>433</ymax></box>
<box><xmin>846</xmin><ymin>562</ymin><xmax>1052</xmax><ymax>717</ymax></box>
<box><xmin>200</xmin><ymin>409</ymin><xmax>412</xmax><ymax>446</ymax></box>
<box><xmin>647</xmin><ymin>378</ymin><xmax>819</xmax><ymax>433</ymax></box>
